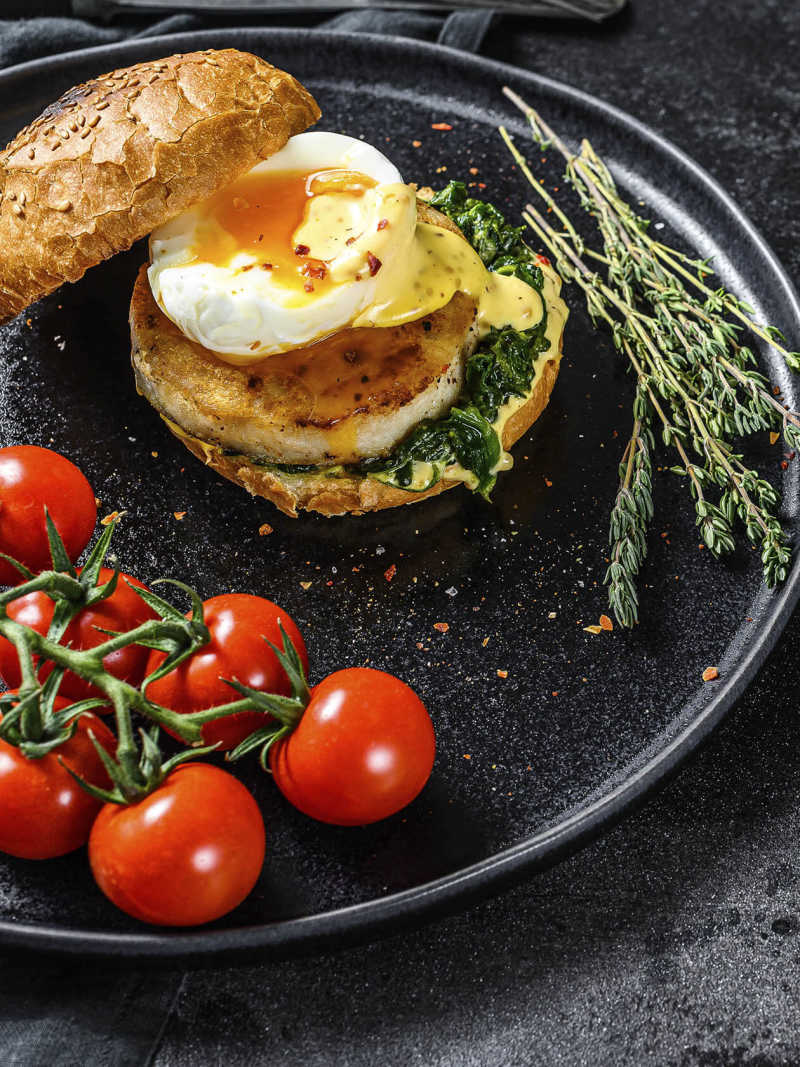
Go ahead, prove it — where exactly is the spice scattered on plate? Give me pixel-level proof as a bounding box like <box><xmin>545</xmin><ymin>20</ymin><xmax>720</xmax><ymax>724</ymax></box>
<box><xmin>702</xmin><ymin>666</ymin><xmax>719</xmax><ymax>682</ymax></box>
<box><xmin>497</xmin><ymin>669</ymin><xmax>508</xmax><ymax>679</ymax></box>
<box><xmin>433</xmin><ymin>621</ymin><xmax>449</xmax><ymax>633</ymax></box>
<box><xmin>173</xmin><ymin>511</ymin><xmax>186</xmax><ymax>521</ymax></box>
<box><xmin>384</xmin><ymin>563</ymin><xmax>397</xmax><ymax>582</ymax></box>
<box><xmin>258</xmin><ymin>523</ymin><xmax>273</xmax><ymax>536</ymax></box>
<box><xmin>431</xmin><ymin>122</ymin><xmax>452</xmax><ymax>131</ymax></box>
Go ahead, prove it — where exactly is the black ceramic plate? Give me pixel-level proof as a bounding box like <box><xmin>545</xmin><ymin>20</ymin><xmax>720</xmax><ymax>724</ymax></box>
<box><xmin>0</xmin><ymin>28</ymin><xmax>797</xmax><ymax>965</ymax></box>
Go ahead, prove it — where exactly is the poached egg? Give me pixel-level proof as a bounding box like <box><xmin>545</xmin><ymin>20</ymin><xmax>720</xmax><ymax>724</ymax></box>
<box><xmin>148</xmin><ymin>131</ymin><xmax>543</xmax><ymax>365</ymax></box>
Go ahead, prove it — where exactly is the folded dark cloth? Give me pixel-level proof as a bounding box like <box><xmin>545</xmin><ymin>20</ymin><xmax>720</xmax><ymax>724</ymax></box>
<box><xmin>0</xmin><ymin>8</ymin><xmax>456</xmax><ymax>71</ymax></box>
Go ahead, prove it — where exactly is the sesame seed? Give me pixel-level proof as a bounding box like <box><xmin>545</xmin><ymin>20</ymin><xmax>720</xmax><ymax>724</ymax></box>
<box><xmin>11</xmin><ymin>203</ymin><xmax>22</xmax><ymax>217</ymax></box>
<box><xmin>52</xmin><ymin>199</ymin><xmax>72</xmax><ymax>212</ymax></box>
<box><xmin>88</xmin><ymin>115</ymin><xmax>100</xmax><ymax>128</ymax></box>
<box><xmin>95</xmin><ymin>100</ymin><xmax>109</xmax><ymax>111</ymax></box>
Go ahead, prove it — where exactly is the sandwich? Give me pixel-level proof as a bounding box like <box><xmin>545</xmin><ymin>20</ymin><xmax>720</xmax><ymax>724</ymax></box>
<box><xmin>0</xmin><ymin>48</ymin><xmax>568</xmax><ymax>517</ymax></box>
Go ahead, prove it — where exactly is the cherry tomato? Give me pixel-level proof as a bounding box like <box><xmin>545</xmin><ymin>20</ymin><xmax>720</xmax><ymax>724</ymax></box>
<box><xmin>0</xmin><ymin>446</ymin><xmax>96</xmax><ymax>586</ymax></box>
<box><xmin>0</xmin><ymin>568</ymin><xmax>156</xmax><ymax>700</ymax></box>
<box><xmin>0</xmin><ymin>696</ymin><xmax>115</xmax><ymax>859</ymax></box>
<box><xmin>145</xmin><ymin>594</ymin><xmax>308</xmax><ymax>750</ymax></box>
<box><xmin>270</xmin><ymin>667</ymin><xmax>435</xmax><ymax>826</ymax></box>
<box><xmin>88</xmin><ymin>763</ymin><xmax>265</xmax><ymax>926</ymax></box>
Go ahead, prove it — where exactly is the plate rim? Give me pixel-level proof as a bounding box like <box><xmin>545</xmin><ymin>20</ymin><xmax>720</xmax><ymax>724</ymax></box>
<box><xmin>0</xmin><ymin>25</ymin><xmax>798</xmax><ymax>964</ymax></box>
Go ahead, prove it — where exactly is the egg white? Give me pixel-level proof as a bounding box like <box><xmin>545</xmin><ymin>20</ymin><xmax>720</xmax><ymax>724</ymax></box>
<box><xmin>147</xmin><ymin>133</ymin><xmax>410</xmax><ymax>362</ymax></box>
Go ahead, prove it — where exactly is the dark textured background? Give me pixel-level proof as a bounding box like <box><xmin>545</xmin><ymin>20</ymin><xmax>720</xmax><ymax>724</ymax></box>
<box><xmin>2</xmin><ymin>1</ymin><xmax>800</xmax><ymax>1064</ymax></box>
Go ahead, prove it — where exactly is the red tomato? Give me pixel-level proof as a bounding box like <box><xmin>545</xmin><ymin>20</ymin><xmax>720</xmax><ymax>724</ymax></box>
<box><xmin>88</xmin><ymin>763</ymin><xmax>265</xmax><ymax>926</ymax></box>
<box><xmin>270</xmin><ymin>668</ymin><xmax>435</xmax><ymax>826</ymax></box>
<box><xmin>0</xmin><ymin>568</ymin><xmax>156</xmax><ymax>700</ymax></box>
<box><xmin>0</xmin><ymin>445</ymin><xmax>96</xmax><ymax>586</ymax></box>
<box><xmin>145</xmin><ymin>594</ymin><xmax>308</xmax><ymax>750</ymax></box>
<box><xmin>0</xmin><ymin>696</ymin><xmax>115</xmax><ymax>859</ymax></box>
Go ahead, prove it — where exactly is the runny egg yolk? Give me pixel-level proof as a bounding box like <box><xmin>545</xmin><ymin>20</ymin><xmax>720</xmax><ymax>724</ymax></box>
<box><xmin>191</xmin><ymin>168</ymin><xmax>378</xmax><ymax>302</ymax></box>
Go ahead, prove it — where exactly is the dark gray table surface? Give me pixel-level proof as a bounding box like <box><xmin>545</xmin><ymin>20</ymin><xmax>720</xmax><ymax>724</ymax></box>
<box><xmin>3</xmin><ymin>1</ymin><xmax>800</xmax><ymax>1064</ymax></box>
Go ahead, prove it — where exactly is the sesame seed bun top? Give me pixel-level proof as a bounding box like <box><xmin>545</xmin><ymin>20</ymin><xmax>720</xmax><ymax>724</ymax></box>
<box><xmin>0</xmin><ymin>48</ymin><xmax>320</xmax><ymax>324</ymax></box>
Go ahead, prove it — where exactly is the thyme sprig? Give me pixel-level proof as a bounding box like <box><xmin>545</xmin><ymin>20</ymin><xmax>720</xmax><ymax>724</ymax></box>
<box><xmin>499</xmin><ymin>91</ymin><xmax>799</xmax><ymax>626</ymax></box>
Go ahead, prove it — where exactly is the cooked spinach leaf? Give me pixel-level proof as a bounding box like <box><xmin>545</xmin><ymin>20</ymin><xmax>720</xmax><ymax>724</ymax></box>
<box><xmin>358</xmin><ymin>404</ymin><xmax>501</xmax><ymax>498</ymax></box>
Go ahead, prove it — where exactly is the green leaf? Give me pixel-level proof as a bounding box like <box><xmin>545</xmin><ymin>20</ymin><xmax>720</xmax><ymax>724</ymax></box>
<box><xmin>152</xmin><ymin>579</ymin><xmax>207</xmax><ymax>626</ymax></box>
<box><xmin>130</xmin><ymin>582</ymin><xmax>188</xmax><ymax>623</ymax></box>
<box><xmin>0</xmin><ymin>551</ymin><xmax>34</xmax><ymax>581</ymax></box>
<box><xmin>44</xmin><ymin>508</ymin><xmax>77</xmax><ymax>576</ymax></box>
<box><xmin>80</xmin><ymin>520</ymin><xmax>117</xmax><ymax>589</ymax></box>
<box><xmin>226</xmin><ymin>724</ymin><xmax>282</xmax><ymax>763</ymax></box>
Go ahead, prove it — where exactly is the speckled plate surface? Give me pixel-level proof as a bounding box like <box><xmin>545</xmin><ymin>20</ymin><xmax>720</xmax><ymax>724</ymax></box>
<box><xmin>0</xmin><ymin>28</ymin><xmax>797</xmax><ymax>965</ymax></box>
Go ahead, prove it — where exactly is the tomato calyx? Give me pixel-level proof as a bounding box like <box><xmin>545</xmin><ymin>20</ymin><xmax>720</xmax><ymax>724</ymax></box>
<box><xmin>65</xmin><ymin>721</ymin><xmax>219</xmax><ymax>806</ymax></box>
<box><xmin>226</xmin><ymin>623</ymin><xmax>311</xmax><ymax>770</ymax></box>
<box><xmin>0</xmin><ymin>672</ymin><xmax>107</xmax><ymax>759</ymax></box>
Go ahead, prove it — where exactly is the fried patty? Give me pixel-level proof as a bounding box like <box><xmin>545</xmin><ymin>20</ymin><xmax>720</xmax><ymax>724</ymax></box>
<box><xmin>130</xmin><ymin>202</ymin><xmax>478</xmax><ymax>467</ymax></box>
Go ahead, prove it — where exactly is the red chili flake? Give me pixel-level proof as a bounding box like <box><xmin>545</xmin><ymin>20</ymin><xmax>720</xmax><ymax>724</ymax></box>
<box><xmin>551</xmin><ymin>691</ymin><xmax>559</xmax><ymax>697</ymax></box>
<box><xmin>431</xmin><ymin>122</ymin><xmax>452</xmax><ymax>131</ymax></box>
<box><xmin>303</xmin><ymin>281</ymin><xmax>314</xmax><ymax>293</ymax></box>
<box><xmin>781</xmin><ymin>460</ymin><xmax>789</xmax><ymax>470</ymax></box>
<box><xmin>258</xmin><ymin>523</ymin><xmax>273</xmax><ymax>536</ymax></box>
<box><xmin>302</xmin><ymin>262</ymin><xmax>326</xmax><ymax>280</ymax></box>
<box><xmin>384</xmin><ymin>563</ymin><xmax>397</xmax><ymax>582</ymax></box>
<box><xmin>544</xmin><ymin>478</ymin><xmax>553</xmax><ymax>487</ymax></box>
<box><xmin>377</xmin><ymin>218</ymin><xmax>389</xmax><ymax>231</ymax></box>
<box><xmin>326</xmin><ymin>580</ymin><xmax>333</xmax><ymax>587</ymax></box>
<box><xmin>496</xmin><ymin>669</ymin><xmax>508</xmax><ymax>679</ymax></box>
<box><xmin>260</xmin><ymin>263</ymin><xmax>273</xmax><ymax>271</ymax></box>
<box><xmin>173</xmin><ymin>511</ymin><xmax>186</xmax><ymax>521</ymax></box>
<box><xmin>477</xmin><ymin>182</ymin><xmax>486</xmax><ymax>190</ymax></box>
<box><xmin>469</xmin><ymin>167</ymin><xmax>478</xmax><ymax>176</ymax></box>
<box><xmin>463</xmin><ymin>754</ymin><xmax>471</xmax><ymax>760</ymax></box>
<box><xmin>536</xmin><ymin>254</ymin><xmax>551</xmax><ymax>266</ymax></box>
<box><xmin>367</xmin><ymin>252</ymin><xmax>382</xmax><ymax>276</ymax></box>
<box><xmin>345</xmin><ymin>237</ymin><xmax>356</xmax><ymax>246</ymax></box>
<box><xmin>599</xmin><ymin>614</ymin><xmax>614</xmax><ymax>632</ymax></box>
<box><xmin>433</xmin><ymin>622</ymin><xmax>449</xmax><ymax>633</ymax></box>
<box><xmin>702</xmin><ymin>666</ymin><xmax>719</xmax><ymax>682</ymax></box>
<box><xmin>294</xmin><ymin>244</ymin><xmax>310</xmax><ymax>256</ymax></box>
<box><xmin>100</xmin><ymin>510</ymin><xmax>121</xmax><ymax>526</ymax></box>
<box><xmin>412</xmin><ymin>140</ymin><xmax>422</xmax><ymax>148</ymax></box>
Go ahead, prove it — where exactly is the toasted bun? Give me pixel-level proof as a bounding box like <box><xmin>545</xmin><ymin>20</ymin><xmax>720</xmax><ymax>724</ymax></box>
<box><xmin>167</xmin><ymin>353</ymin><xmax>561</xmax><ymax>517</ymax></box>
<box><xmin>0</xmin><ymin>49</ymin><xmax>320</xmax><ymax>323</ymax></box>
